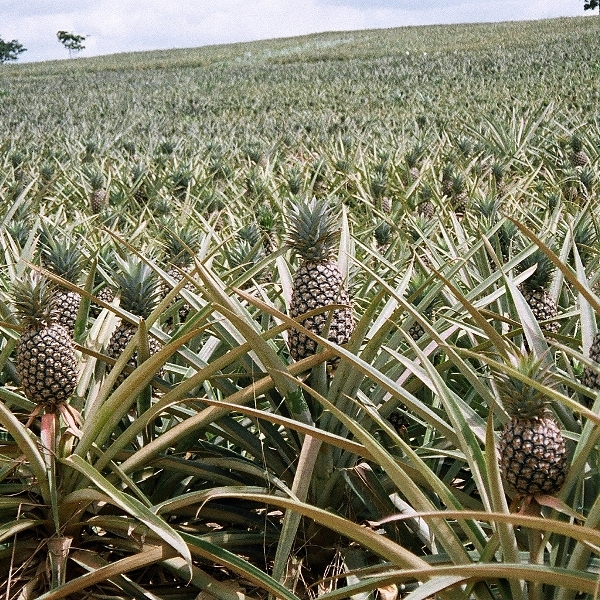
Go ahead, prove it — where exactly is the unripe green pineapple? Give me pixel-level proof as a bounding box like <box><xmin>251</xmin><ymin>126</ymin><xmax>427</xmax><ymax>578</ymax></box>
<box><xmin>41</xmin><ymin>236</ymin><xmax>86</xmax><ymax>335</ymax></box>
<box><xmin>107</xmin><ymin>256</ymin><xmax>163</xmax><ymax>386</ymax></box>
<box><xmin>13</xmin><ymin>272</ymin><xmax>78</xmax><ymax>408</ymax></box>
<box><xmin>286</xmin><ymin>198</ymin><xmax>354</xmax><ymax>369</ymax></box>
<box><xmin>495</xmin><ymin>352</ymin><xmax>568</xmax><ymax>497</ymax></box>
<box><xmin>516</xmin><ymin>248</ymin><xmax>559</xmax><ymax>334</ymax></box>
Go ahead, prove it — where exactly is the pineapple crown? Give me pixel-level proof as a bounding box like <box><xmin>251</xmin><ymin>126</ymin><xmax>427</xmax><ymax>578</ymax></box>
<box><xmin>374</xmin><ymin>221</ymin><xmax>393</xmax><ymax>246</ymax></box>
<box><xmin>286</xmin><ymin>197</ymin><xmax>340</xmax><ymax>262</ymax></box>
<box><xmin>87</xmin><ymin>169</ymin><xmax>105</xmax><ymax>191</ymax></box>
<box><xmin>257</xmin><ymin>203</ymin><xmax>277</xmax><ymax>232</ymax></box>
<box><xmin>579</xmin><ymin>166</ymin><xmax>595</xmax><ymax>192</ymax></box>
<box><xmin>515</xmin><ymin>247</ymin><xmax>555</xmax><ymax>291</ymax></box>
<box><xmin>474</xmin><ymin>195</ymin><xmax>503</xmax><ymax>221</ymax></box>
<box><xmin>225</xmin><ymin>237</ymin><xmax>265</xmax><ymax>271</ymax></box>
<box><xmin>41</xmin><ymin>233</ymin><xmax>86</xmax><ymax>284</ymax></box>
<box><xmin>405</xmin><ymin>144</ymin><xmax>424</xmax><ymax>168</ymax></box>
<box><xmin>491</xmin><ymin>161</ymin><xmax>505</xmax><ymax>182</ymax></box>
<box><xmin>113</xmin><ymin>255</ymin><xmax>161</xmax><ymax>319</ymax></box>
<box><xmin>40</xmin><ymin>162</ymin><xmax>55</xmax><ymax>182</ymax></box>
<box><xmin>493</xmin><ymin>351</ymin><xmax>556</xmax><ymax>419</ymax></box>
<box><xmin>567</xmin><ymin>215</ymin><xmax>598</xmax><ymax>264</ymax></box>
<box><xmin>160</xmin><ymin>224</ymin><xmax>199</xmax><ymax>267</ymax></box>
<box><xmin>441</xmin><ymin>162</ymin><xmax>455</xmax><ymax>180</ymax></box>
<box><xmin>13</xmin><ymin>271</ymin><xmax>56</xmax><ymax>327</ymax></box>
<box><xmin>419</xmin><ymin>184</ymin><xmax>433</xmax><ymax>202</ymax></box>
<box><xmin>451</xmin><ymin>173</ymin><xmax>466</xmax><ymax>194</ymax></box>
<box><xmin>407</xmin><ymin>270</ymin><xmax>438</xmax><ymax>312</ymax></box>
<box><xmin>570</xmin><ymin>134</ymin><xmax>583</xmax><ymax>153</ymax></box>
<box><xmin>238</xmin><ymin>223</ymin><xmax>262</xmax><ymax>246</ymax></box>
<box><xmin>497</xmin><ymin>219</ymin><xmax>518</xmax><ymax>260</ymax></box>
<box><xmin>131</xmin><ymin>163</ymin><xmax>147</xmax><ymax>183</ymax></box>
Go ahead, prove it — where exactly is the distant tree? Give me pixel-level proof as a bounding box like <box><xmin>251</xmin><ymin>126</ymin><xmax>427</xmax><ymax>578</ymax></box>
<box><xmin>0</xmin><ymin>36</ymin><xmax>26</xmax><ymax>64</ymax></box>
<box><xmin>584</xmin><ymin>0</ymin><xmax>599</xmax><ymax>12</ymax></box>
<box><xmin>57</xmin><ymin>30</ymin><xmax>86</xmax><ymax>58</ymax></box>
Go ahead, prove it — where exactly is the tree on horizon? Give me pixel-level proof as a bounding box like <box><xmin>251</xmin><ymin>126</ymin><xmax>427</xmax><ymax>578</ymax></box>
<box><xmin>57</xmin><ymin>31</ymin><xmax>86</xmax><ymax>58</ymax></box>
<box><xmin>0</xmin><ymin>36</ymin><xmax>26</xmax><ymax>63</ymax></box>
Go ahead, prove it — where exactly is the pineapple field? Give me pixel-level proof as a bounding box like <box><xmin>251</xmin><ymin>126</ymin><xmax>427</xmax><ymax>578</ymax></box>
<box><xmin>1</xmin><ymin>14</ymin><xmax>600</xmax><ymax>599</ymax></box>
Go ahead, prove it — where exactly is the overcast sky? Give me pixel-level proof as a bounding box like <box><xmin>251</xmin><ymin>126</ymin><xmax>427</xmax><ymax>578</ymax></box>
<box><xmin>1</xmin><ymin>0</ymin><xmax>589</xmax><ymax>64</ymax></box>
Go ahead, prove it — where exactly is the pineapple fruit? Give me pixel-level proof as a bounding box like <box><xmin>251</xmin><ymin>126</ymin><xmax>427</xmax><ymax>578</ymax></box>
<box><xmin>516</xmin><ymin>249</ymin><xmax>559</xmax><ymax>334</ymax></box>
<box><xmin>450</xmin><ymin>174</ymin><xmax>468</xmax><ymax>217</ymax></box>
<box><xmin>441</xmin><ymin>163</ymin><xmax>455</xmax><ymax>197</ymax></box>
<box><xmin>286</xmin><ymin>198</ymin><xmax>355</xmax><ymax>369</ymax></box>
<box><xmin>13</xmin><ymin>272</ymin><xmax>78</xmax><ymax>408</ymax></box>
<box><xmin>416</xmin><ymin>184</ymin><xmax>435</xmax><ymax>219</ymax></box>
<box><xmin>570</xmin><ymin>134</ymin><xmax>589</xmax><ymax>167</ymax></box>
<box><xmin>495</xmin><ymin>352</ymin><xmax>568</xmax><ymax>497</ymax></box>
<box><xmin>107</xmin><ymin>256</ymin><xmax>163</xmax><ymax>386</ymax></box>
<box><xmin>41</xmin><ymin>236</ymin><xmax>86</xmax><ymax>335</ymax></box>
<box><xmin>89</xmin><ymin>170</ymin><xmax>107</xmax><ymax>214</ymax></box>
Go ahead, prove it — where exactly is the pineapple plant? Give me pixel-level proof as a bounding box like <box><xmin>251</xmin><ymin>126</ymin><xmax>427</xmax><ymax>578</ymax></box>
<box><xmin>13</xmin><ymin>272</ymin><xmax>78</xmax><ymax>408</ymax></box>
<box><xmin>373</xmin><ymin>221</ymin><xmax>393</xmax><ymax>254</ymax></box>
<box><xmin>561</xmin><ymin>167</ymin><xmax>580</xmax><ymax>204</ymax></box>
<box><xmin>450</xmin><ymin>173</ymin><xmax>468</xmax><ymax>217</ymax></box>
<box><xmin>41</xmin><ymin>235</ymin><xmax>86</xmax><ymax>335</ymax></box>
<box><xmin>131</xmin><ymin>163</ymin><xmax>150</xmax><ymax>204</ymax></box>
<box><xmin>404</xmin><ymin>144</ymin><xmax>423</xmax><ymax>184</ymax></box>
<box><xmin>286</xmin><ymin>197</ymin><xmax>355</xmax><ymax>369</ymax></box>
<box><xmin>516</xmin><ymin>248</ymin><xmax>559</xmax><ymax>334</ymax></box>
<box><xmin>579</xmin><ymin>165</ymin><xmax>595</xmax><ymax>201</ymax></box>
<box><xmin>441</xmin><ymin>163</ymin><xmax>455</xmax><ymax>197</ymax></box>
<box><xmin>416</xmin><ymin>184</ymin><xmax>435</xmax><ymax>218</ymax></box>
<box><xmin>257</xmin><ymin>203</ymin><xmax>278</xmax><ymax>256</ymax></box>
<box><xmin>570</xmin><ymin>134</ymin><xmax>589</xmax><ymax>167</ymax></box>
<box><xmin>491</xmin><ymin>161</ymin><xmax>506</xmax><ymax>195</ymax></box>
<box><xmin>89</xmin><ymin>170</ymin><xmax>107</xmax><ymax>214</ymax></box>
<box><xmin>495</xmin><ymin>352</ymin><xmax>568</xmax><ymax>497</ymax></box>
<box><xmin>106</xmin><ymin>256</ymin><xmax>163</xmax><ymax>387</ymax></box>
<box><xmin>222</xmin><ymin>224</ymin><xmax>268</xmax><ymax>288</ymax></box>
<box><xmin>90</xmin><ymin>246</ymin><xmax>117</xmax><ymax>319</ymax></box>
<box><xmin>159</xmin><ymin>223</ymin><xmax>199</xmax><ymax>323</ymax></box>
<box><xmin>405</xmin><ymin>270</ymin><xmax>436</xmax><ymax>341</ymax></box>
<box><xmin>286</xmin><ymin>166</ymin><xmax>303</xmax><ymax>195</ymax></box>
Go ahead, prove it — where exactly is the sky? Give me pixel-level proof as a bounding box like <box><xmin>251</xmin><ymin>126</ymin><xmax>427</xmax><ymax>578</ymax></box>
<box><xmin>1</xmin><ymin>0</ymin><xmax>590</xmax><ymax>64</ymax></box>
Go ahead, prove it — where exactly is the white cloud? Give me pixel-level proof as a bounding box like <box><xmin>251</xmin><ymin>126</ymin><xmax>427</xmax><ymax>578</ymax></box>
<box><xmin>0</xmin><ymin>0</ymin><xmax>586</xmax><ymax>63</ymax></box>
